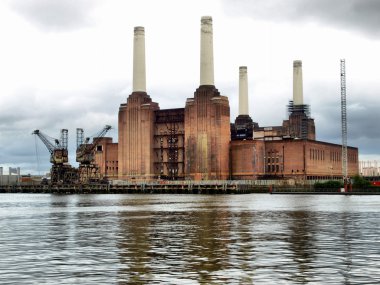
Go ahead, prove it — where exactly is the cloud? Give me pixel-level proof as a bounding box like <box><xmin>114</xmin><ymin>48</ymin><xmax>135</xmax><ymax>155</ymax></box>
<box><xmin>222</xmin><ymin>0</ymin><xmax>380</xmax><ymax>38</ymax></box>
<box><xmin>10</xmin><ymin>0</ymin><xmax>98</xmax><ymax>32</ymax></box>
<box><xmin>307</xmin><ymin>83</ymin><xmax>380</xmax><ymax>157</ymax></box>
<box><xmin>0</xmin><ymin>81</ymin><xmax>125</xmax><ymax>174</ymax></box>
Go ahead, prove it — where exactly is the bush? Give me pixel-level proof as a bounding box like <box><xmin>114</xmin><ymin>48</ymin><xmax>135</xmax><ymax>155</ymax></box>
<box><xmin>314</xmin><ymin>180</ymin><xmax>343</xmax><ymax>189</ymax></box>
<box><xmin>351</xmin><ymin>175</ymin><xmax>371</xmax><ymax>188</ymax></box>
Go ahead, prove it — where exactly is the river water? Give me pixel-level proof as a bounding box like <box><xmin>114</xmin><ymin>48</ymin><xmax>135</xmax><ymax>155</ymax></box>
<box><xmin>0</xmin><ymin>194</ymin><xmax>379</xmax><ymax>284</ymax></box>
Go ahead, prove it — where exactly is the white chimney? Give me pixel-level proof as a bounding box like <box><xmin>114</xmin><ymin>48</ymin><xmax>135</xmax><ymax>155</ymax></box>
<box><xmin>239</xmin><ymin>66</ymin><xmax>249</xmax><ymax>115</ymax></box>
<box><xmin>293</xmin><ymin>60</ymin><xmax>303</xmax><ymax>105</ymax></box>
<box><xmin>200</xmin><ymin>16</ymin><xmax>214</xmax><ymax>86</ymax></box>
<box><xmin>133</xmin><ymin>26</ymin><xmax>146</xmax><ymax>92</ymax></box>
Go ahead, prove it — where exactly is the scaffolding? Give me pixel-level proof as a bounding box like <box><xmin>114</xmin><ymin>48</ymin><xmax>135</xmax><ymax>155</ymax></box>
<box><xmin>287</xmin><ymin>101</ymin><xmax>311</xmax><ymax>118</ymax></box>
<box><xmin>153</xmin><ymin>109</ymin><xmax>185</xmax><ymax>180</ymax></box>
<box><xmin>287</xmin><ymin>101</ymin><xmax>312</xmax><ymax>140</ymax></box>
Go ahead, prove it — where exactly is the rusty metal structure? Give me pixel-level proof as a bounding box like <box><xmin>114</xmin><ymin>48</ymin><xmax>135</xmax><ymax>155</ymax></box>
<box><xmin>33</xmin><ymin>129</ymin><xmax>77</xmax><ymax>184</ymax></box>
<box><xmin>153</xmin><ymin>109</ymin><xmax>185</xmax><ymax>180</ymax></box>
<box><xmin>76</xmin><ymin>125</ymin><xmax>111</xmax><ymax>183</ymax></box>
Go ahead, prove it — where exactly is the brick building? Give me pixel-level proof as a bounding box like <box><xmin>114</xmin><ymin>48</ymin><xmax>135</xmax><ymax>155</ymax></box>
<box><xmin>230</xmin><ymin>139</ymin><xmax>358</xmax><ymax>180</ymax></box>
<box><xmin>94</xmin><ymin>17</ymin><xmax>359</xmax><ymax>181</ymax></box>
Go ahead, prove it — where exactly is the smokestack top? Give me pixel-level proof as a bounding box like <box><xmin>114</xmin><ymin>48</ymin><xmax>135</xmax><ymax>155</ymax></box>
<box><xmin>134</xmin><ymin>26</ymin><xmax>144</xmax><ymax>34</ymax></box>
<box><xmin>201</xmin><ymin>16</ymin><xmax>213</xmax><ymax>35</ymax></box>
<box><xmin>293</xmin><ymin>60</ymin><xmax>302</xmax><ymax>67</ymax></box>
<box><xmin>239</xmin><ymin>66</ymin><xmax>247</xmax><ymax>71</ymax></box>
<box><xmin>201</xmin><ymin>16</ymin><xmax>212</xmax><ymax>23</ymax></box>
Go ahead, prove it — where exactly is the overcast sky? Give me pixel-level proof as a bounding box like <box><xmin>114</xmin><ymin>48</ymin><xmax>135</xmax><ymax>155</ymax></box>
<box><xmin>0</xmin><ymin>0</ymin><xmax>379</xmax><ymax>175</ymax></box>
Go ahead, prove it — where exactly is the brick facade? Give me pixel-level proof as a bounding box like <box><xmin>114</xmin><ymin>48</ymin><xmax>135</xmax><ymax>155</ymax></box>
<box><xmin>230</xmin><ymin>139</ymin><xmax>358</xmax><ymax>180</ymax></box>
<box><xmin>118</xmin><ymin>92</ymin><xmax>159</xmax><ymax>180</ymax></box>
<box><xmin>94</xmin><ymin>137</ymin><xmax>118</xmax><ymax>179</ymax></box>
<box><xmin>185</xmin><ymin>85</ymin><xmax>230</xmax><ymax>180</ymax></box>
<box><xmin>230</xmin><ymin>140</ymin><xmax>265</xmax><ymax>179</ymax></box>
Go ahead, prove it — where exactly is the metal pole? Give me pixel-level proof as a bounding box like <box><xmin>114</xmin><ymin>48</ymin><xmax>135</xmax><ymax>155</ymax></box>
<box><xmin>340</xmin><ymin>59</ymin><xmax>348</xmax><ymax>182</ymax></box>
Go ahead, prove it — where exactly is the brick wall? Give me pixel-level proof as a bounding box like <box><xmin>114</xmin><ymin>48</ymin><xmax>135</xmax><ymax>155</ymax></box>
<box><xmin>230</xmin><ymin>139</ymin><xmax>359</xmax><ymax>179</ymax></box>
<box><xmin>118</xmin><ymin>92</ymin><xmax>159</xmax><ymax>180</ymax></box>
<box><xmin>185</xmin><ymin>85</ymin><xmax>230</xmax><ymax>180</ymax></box>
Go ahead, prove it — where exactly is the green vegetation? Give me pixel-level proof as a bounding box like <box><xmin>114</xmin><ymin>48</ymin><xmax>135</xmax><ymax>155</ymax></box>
<box><xmin>314</xmin><ymin>180</ymin><xmax>343</xmax><ymax>189</ymax></box>
<box><xmin>351</xmin><ymin>175</ymin><xmax>371</xmax><ymax>188</ymax></box>
<box><xmin>314</xmin><ymin>176</ymin><xmax>374</xmax><ymax>190</ymax></box>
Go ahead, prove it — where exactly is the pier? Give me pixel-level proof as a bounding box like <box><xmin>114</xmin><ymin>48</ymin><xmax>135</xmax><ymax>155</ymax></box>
<box><xmin>0</xmin><ymin>181</ymin><xmax>269</xmax><ymax>195</ymax></box>
<box><xmin>1</xmin><ymin>180</ymin><xmax>379</xmax><ymax>195</ymax></box>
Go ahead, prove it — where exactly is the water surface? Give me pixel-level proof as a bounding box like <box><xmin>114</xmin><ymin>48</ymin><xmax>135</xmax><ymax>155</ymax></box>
<box><xmin>1</xmin><ymin>194</ymin><xmax>379</xmax><ymax>284</ymax></box>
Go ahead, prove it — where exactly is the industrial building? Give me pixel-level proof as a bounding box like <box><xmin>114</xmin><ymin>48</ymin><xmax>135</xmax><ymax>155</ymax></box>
<box><xmin>94</xmin><ymin>16</ymin><xmax>359</xmax><ymax>182</ymax></box>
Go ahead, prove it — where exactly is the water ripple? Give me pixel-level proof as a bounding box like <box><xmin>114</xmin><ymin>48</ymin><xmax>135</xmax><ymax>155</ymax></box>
<box><xmin>0</xmin><ymin>194</ymin><xmax>380</xmax><ymax>284</ymax></box>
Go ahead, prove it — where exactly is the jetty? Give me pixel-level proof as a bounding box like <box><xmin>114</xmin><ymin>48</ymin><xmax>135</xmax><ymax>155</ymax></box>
<box><xmin>0</xmin><ymin>181</ymin><xmax>269</xmax><ymax>195</ymax></box>
<box><xmin>1</xmin><ymin>180</ymin><xmax>379</xmax><ymax>195</ymax></box>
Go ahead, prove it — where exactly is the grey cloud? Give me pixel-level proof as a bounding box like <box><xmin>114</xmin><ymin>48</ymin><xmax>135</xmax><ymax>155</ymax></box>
<box><xmin>10</xmin><ymin>0</ymin><xmax>98</xmax><ymax>32</ymax></box>
<box><xmin>0</xmin><ymin>82</ymin><xmax>125</xmax><ymax>174</ymax></box>
<box><xmin>306</xmin><ymin>83</ymin><xmax>380</xmax><ymax>156</ymax></box>
<box><xmin>223</xmin><ymin>0</ymin><xmax>380</xmax><ymax>38</ymax></box>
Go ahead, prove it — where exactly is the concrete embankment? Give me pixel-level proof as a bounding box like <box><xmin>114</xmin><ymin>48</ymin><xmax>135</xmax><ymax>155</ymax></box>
<box><xmin>0</xmin><ymin>182</ymin><xmax>269</xmax><ymax>195</ymax></box>
<box><xmin>1</xmin><ymin>182</ymin><xmax>378</xmax><ymax>195</ymax></box>
<box><xmin>270</xmin><ymin>186</ymin><xmax>380</xmax><ymax>195</ymax></box>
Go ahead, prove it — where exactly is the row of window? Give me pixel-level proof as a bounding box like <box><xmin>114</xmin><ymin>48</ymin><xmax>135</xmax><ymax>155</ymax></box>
<box><xmin>266</xmin><ymin>150</ymin><xmax>281</xmax><ymax>173</ymax></box>
<box><xmin>106</xmin><ymin>167</ymin><xmax>118</xmax><ymax>171</ymax></box>
<box><xmin>267</xmin><ymin>164</ymin><xmax>281</xmax><ymax>173</ymax></box>
<box><xmin>267</xmin><ymin>157</ymin><xmax>280</xmax><ymax>164</ymax></box>
<box><xmin>330</xmin><ymin>151</ymin><xmax>340</xmax><ymax>162</ymax></box>
<box><xmin>348</xmin><ymin>153</ymin><xmax>358</xmax><ymax>163</ymax></box>
<box><xmin>310</xmin><ymin>149</ymin><xmax>357</xmax><ymax>163</ymax></box>
<box><xmin>310</xmin><ymin>149</ymin><xmax>325</xmax><ymax>161</ymax></box>
<box><xmin>106</xmin><ymin>161</ymin><xmax>118</xmax><ymax>172</ymax></box>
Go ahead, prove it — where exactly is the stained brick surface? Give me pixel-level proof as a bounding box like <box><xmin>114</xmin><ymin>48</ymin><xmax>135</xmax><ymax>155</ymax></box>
<box><xmin>185</xmin><ymin>85</ymin><xmax>230</xmax><ymax>180</ymax></box>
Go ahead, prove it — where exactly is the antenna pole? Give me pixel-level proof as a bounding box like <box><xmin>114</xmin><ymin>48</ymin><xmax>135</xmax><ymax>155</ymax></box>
<box><xmin>340</xmin><ymin>59</ymin><xmax>348</xmax><ymax>183</ymax></box>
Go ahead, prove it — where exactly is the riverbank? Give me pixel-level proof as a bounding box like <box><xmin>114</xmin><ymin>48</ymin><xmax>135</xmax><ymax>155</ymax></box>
<box><xmin>270</xmin><ymin>188</ymin><xmax>380</xmax><ymax>195</ymax></box>
<box><xmin>0</xmin><ymin>182</ymin><xmax>267</xmax><ymax>194</ymax></box>
<box><xmin>0</xmin><ymin>182</ymin><xmax>379</xmax><ymax>195</ymax></box>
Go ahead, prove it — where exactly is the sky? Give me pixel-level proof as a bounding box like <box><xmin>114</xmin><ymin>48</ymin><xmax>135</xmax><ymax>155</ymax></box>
<box><xmin>0</xmin><ymin>0</ymin><xmax>379</xmax><ymax>175</ymax></box>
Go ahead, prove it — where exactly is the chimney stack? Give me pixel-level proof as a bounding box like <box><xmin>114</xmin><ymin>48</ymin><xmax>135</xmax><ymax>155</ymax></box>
<box><xmin>133</xmin><ymin>26</ymin><xmax>146</xmax><ymax>92</ymax></box>
<box><xmin>200</xmin><ymin>16</ymin><xmax>214</xmax><ymax>86</ymax></box>
<box><xmin>293</xmin><ymin>60</ymin><xmax>303</xmax><ymax>105</ymax></box>
<box><xmin>239</xmin><ymin>66</ymin><xmax>249</xmax><ymax>115</ymax></box>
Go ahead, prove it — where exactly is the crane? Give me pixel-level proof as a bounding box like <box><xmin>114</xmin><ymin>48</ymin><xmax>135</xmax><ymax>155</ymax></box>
<box><xmin>33</xmin><ymin>129</ymin><xmax>68</xmax><ymax>165</ymax></box>
<box><xmin>33</xmin><ymin>129</ymin><xmax>77</xmax><ymax>184</ymax></box>
<box><xmin>76</xmin><ymin>125</ymin><xmax>111</xmax><ymax>183</ymax></box>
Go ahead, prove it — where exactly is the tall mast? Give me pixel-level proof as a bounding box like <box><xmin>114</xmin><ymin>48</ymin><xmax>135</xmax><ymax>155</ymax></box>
<box><xmin>340</xmin><ymin>59</ymin><xmax>348</xmax><ymax>180</ymax></box>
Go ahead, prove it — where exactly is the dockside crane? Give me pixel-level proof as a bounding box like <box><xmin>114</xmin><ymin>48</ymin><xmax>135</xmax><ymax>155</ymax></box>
<box><xmin>33</xmin><ymin>129</ymin><xmax>77</xmax><ymax>184</ymax></box>
<box><xmin>76</xmin><ymin>125</ymin><xmax>111</xmax><ymax>183</ymax></box>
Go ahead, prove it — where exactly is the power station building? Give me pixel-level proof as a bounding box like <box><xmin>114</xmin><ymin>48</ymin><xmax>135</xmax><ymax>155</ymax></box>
<box><xmin>95</xmin><ymin>16</ymin><xmax>359</xmax><ymax>181</ymax></box>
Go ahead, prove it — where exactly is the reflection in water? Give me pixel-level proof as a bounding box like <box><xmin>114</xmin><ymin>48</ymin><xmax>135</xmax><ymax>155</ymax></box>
<box><xmin>0</xmin><ymin>194</ymin><xmax>380</xmax><ymax>284</ymax></box>
<box><xmin>287</xmin><ymin>211</ymin><xmax>316</xmax><ymax>283</ymax></box>
<box><xmin>117</xmin><ymin>209</ymin><xmax>235</xmax><ymax>283</ymax></box>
